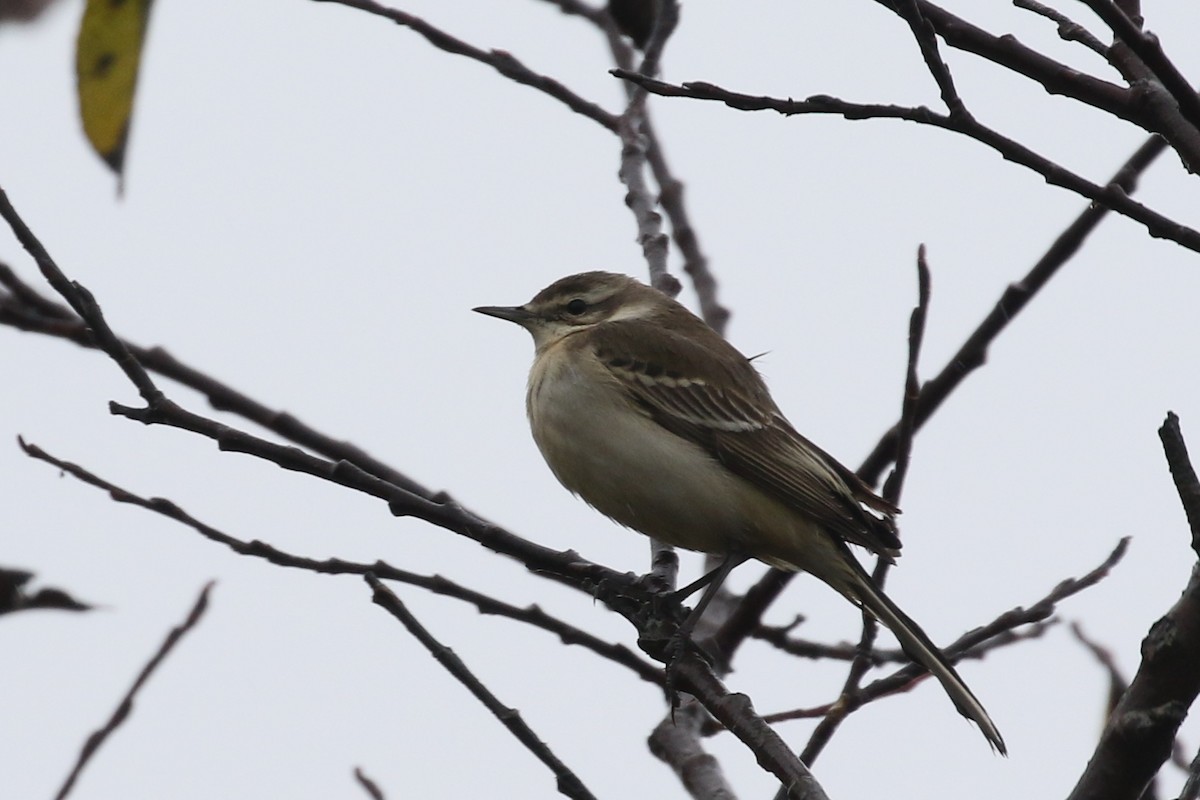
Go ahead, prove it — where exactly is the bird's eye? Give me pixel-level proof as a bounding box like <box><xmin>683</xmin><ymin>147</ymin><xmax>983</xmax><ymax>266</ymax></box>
<box><xmin>565</xmin><ymin>298</ymin><xmax>587</xmax><ymax>315</ymax></box>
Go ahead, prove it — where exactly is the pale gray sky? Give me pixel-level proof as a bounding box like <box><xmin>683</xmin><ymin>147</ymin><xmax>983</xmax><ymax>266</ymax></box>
<box><xmin>3</xmin><ymin>2</ymin><xmax>1200</xmax><ymax>798</ymax></box>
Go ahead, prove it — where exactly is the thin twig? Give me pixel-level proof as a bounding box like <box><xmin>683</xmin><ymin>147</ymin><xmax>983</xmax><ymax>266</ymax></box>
<box><xmin>753</xmin><ymin>618</ymin><xmax>1056</xmax><ymax>666</ymax></box>
<box><xmin>1013</xmin><ymin>0</ymin><xmax>1109</xmax><ymax>56</ymax></box>
<box><xmin>857</xmin><ymin>538</ymin><xmax>1128</xmax><ymax>701</ymax></box>
<box><xmin>709</xmin><ymin>133</ymin><xmax>1163</xmax><ymax>676</ymax></box>
<box><xmin>670</xmin><ymin>656</ymin><xmax>829</xmax><ymax>800</ymax></box>
<box><xmin>894</xmin><ymin>0</ymin><xmax>1130</xmax><ymax>117</ymax></box>
<box><xmin>759</xmin><ymin>540</ymin><xmax>1125</xmax><ymax>728</ymax></box>
<box><xmin>648</xmin><ymin>699</ymin><xmax>737</xmax><ymax>799</ymax></box>
<box><xmin>751</xmin><ymin>622</ymin><xmax>1053</xmax><ymax>727</ymax></box>
<box><xmin>802</xmin><ymin>251</ymin><xmax>932</xmax><ymax>764</ymax></box>
<box><xmin>1065</xmin><ymin>546</ymin><xmax>1200</xmax><ymax>800</ymax></box>
<box><xmin>1160</xmin><ymin>412</ymin><xmax>1200</xmax><ymax>558</ymax></box>
<box><xmin>365</xmin><ymin>575</ymin><xmax>598</xmax><ymax>800</ymax></box>
<box><xmin>615</xmin><ymin>0</ymin><xmax>680</xmax><ymax>297</ymax></box>
<box><xmin>0</xmin><ymin>187</ymin><xmax>162</xmax><ymax>404</ymax></box>
<box><xmin>858</xmin><ymin>133</ymin><xmax>1166</xmax><ymax>485</ymax></box>
<box><xmin>895</xmin><ymin>0</ymin><xmax>968</xmax><ymax>118</ymax></box>
<box><xmin>353</xmin><ymin>767</ymin><xmax>387</xmax><ymax>800</ymax></box>
<box><xmin>882</xmin><ymin>246</ymin><xmax>931</xmax><ymax>505</ymax></box>
<box><xmin>610</xmin><ymin>72</ymin><xmax>1200</xmax><ymax>253</ymax></box>
<box><xmin>311</xmin><ymin>0</ymin><xmax>619</xmax><ymax>131</ymax></box>
<box><xmin>16</xmin><ymin>437</ymin><xmax>665</xmax><ymax>685</ymax></box>
<box><xmin>1081</xmin><ymin>0</ymin><xmax>1200</xmax><ymax>135</ymax></box>
<box><xmin>0</xmin><ymin>264</ymin><xmax>433</xmax><ymax>497</ymax></box>
<box><xmin>54</xmin><ymin>583</ymin><xmax>213</xmax><ymax>800</ymax></box>
<box><xmin>604</xmin><ymin>27</ymin><xmax>728</xmax><ymax>333</ymax></box>
<box><xmin>0</xmin><ymin>567</ymin><xmax>92</xmax><ymax>615</ymax></box>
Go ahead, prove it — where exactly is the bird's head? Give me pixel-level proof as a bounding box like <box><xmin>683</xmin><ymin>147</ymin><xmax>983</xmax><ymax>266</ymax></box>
<box><xmin>473</xmin><ymin>271</ymin><xmax>666</xmax><ymax>350</ymax></box>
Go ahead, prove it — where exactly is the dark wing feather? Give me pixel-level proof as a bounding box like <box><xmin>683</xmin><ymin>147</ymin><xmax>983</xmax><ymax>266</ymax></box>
<box><xmin>594</xmin><ymin>319</ymin><xmax>901</xmax><ymax>557</ymax></box>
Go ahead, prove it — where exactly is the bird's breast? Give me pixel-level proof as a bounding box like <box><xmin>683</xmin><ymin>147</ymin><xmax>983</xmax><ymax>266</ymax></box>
<box><xmin>525</xmin><ymin>347</ymin><xmax>748</xmax><ymax>554</ymax></box>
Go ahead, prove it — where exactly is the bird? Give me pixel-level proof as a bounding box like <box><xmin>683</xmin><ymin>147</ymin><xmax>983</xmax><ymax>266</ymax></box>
<box><xmin>474</xmin><ymin>270</ymin><xmax>1004</xmax><ymax>753</ymax></box>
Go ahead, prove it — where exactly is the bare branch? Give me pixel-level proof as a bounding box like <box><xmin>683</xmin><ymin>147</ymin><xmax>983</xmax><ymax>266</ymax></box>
<box><xmin>648</xmin><ymin>699</ymin><xmax>737</xmax><ymax>800</ymax></box>
<box><xmin>311</xmin><ymin>0</ymin><xmax>619</xmax><ymax>131</ymax></box>
<box><xmin>54</xmin><ymin>583</ymin><xmax>213</xmax><ymax>800</ymax></box>
<box><xmin>803</xmin><ymin>249</ymin><xmax>933</xmax><ymax>764</ymax></box>
<box><xmin>609</xmin><ymin>73</ymin><xmax>1200</xmax><ymax>253</ymax></box>
<box><xmin>897</xmin><ymin>0</ymin><xmax>1130</xmax><ymax>117</ymax></box>
<box><xmin>671</xmin><ymin>657</ymin><xmax>829</xmax><ymax>800</ymax></box>
<box><xmin>1013</xmin><ymin>0</ymin><xmax>1109</xmax><ymax>56</ymax></box>
<box><xmin>0</xmin><ymin>567</ymin><xmax>92</xmax><ymax>615</ymax></box>
<box><xmin>0</xmin><ymin>187</ymin><xmax>163</xmax><ymax>405</ymax></box>
<box><xmin>0</xmin><ymin>263</ymin><xmax>434</xmax><ymax>497</ymax></box>
<box><xmin>1081</xmin><ymin>0</ymin><xmax>1200</xmax><ymax>136</ymax></box>
<box><xmin>750</xmin><ymin>621</ymin><xmax>1053</xmax><ymax>723</ymax></box>
<box><xmin>1160</xmin><ymin>412</ymin><xmax>1200</xmax><ymax>557</ymax></box>
<box><xmin>858</xmin><ymin>133</ymin><xmax>1167</xmax><ymax>485</ymax></box>
<box><xmin>17</xmin><ymin>437</ymin><xmax>665</xmax><ymax>685</ymax></box>
<box><xmin>604</xmin><ymin>31</ymin><xmax>729</xmax><ymax>333</ymax></box>
<box><xmin>365</xmin><ymin>575</ymin><xmax>598</xmax><ymax>800</ymax></box>
<box><xmin>353</xmin><ymin>767</ymin><xmax>387</xmax><ymax>800</ymax></box>
<box><xmin>757</xmin><ymin>540</ymin><xmax>1126</xmax><ymax>729</ymax></box>
<box><xmin>616</xmin><ymin>0</ymin><xmax>681</xmax><ymax>297</ymax></box>
<box><xmin>894</xmin><ymin>0</ymin><xmax>968</xmax><ymax>118</ymax></box>
<box><xmin>1065</xmin><ymin>558</ymin><xmax>1200</xmax><ymax>800</ymax></box>
<box><xmin>882</xmin><ymin>246</ymin><xmax>931</xmax><ymax>505</ymax></box>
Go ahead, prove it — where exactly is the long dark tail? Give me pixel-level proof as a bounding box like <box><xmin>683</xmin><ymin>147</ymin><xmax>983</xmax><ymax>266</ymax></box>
<box><xmin>845</xmin><ymin>566</ymin><xmax>1006</xmax><ymax>754</ymax></box>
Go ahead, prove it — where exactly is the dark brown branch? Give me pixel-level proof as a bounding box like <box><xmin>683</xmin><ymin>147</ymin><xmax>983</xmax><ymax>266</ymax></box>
<box><xmin>803</xmin><ymin>249</ymin><xmax>933</xmax><ymax>764</ymax></box>
<box><xmin>1070</xmin><ymin>621</ymin><xmax>1130</xmax><ymax>713</ymax></box>
<box><xmin>1013</xmin><ymin>0</ymin><xmax>1109</xmax><ymax>56</ymax></box>
<box><xmin>858</xmin><ymin>133</ymin><xmax>1166</xmax><ymax>485</ymax></box>
<box><xmin>0</xmin><ymin>261</ymin><xmax>72</xmax><ymax>319</ymax></box>
<box><xmin>604</xmin><ymin>30</ymin><xmax>729</xmax><ymax>334</ymax></box>
<box><xmin>754</xmin><ymin>617</ymin><xmax>1053</xmax><ymax>665</ymax></box>
<box><xmin>1082</xmin><ymin>0</ymin><xmax>1200</xmax><ymax>136</ymax></box>
<box><xmin>365</xmin><ymin>575</ymin><xmax>597</xmax><ymax>800</ymax></box>
<box><xmin>648</xmin><ymin>699</ymin><xmax>737</xmax><ymax>799</ymax></box>
<box><xmin>610</xmin><ymin>72</ymin><xmax>1199</xmax><ymax>253</ymax></box>
<box><xmin>882</xmin><ymin>246</ymin><xmax>931</xmax><ymax>504</ymax></box>
<box><xmin>887</xmin><ymin>0</ymin><xmax>1200</xmax><ymax>174</ymax></box>
<box><xmin>16</xmin><ymin>437</ymin><xmax>665</xmax><ymax>686</ymax></box>
<box><xmin>705</xmin><ymin>133</ymin><xmax>1161</xmax><ymax>688</ymax></box>
<box><xmin>615</xmin><ymin>0</ymin><xmax>680</xmax><ymax>298</ymax></box>
<box><xmin>1065</xmin><ymin>548</ymin><xmax>1200</xmax><ymax>800</ymax></box>
<box><xmin>754</xmin><ymin>620</ymin><xmax>1054</xmax><ymax>733</ymax></box>
<box><xmin>753</xmin><ymin>540</ymin><xmax>1125</xmax><ymax>729</ymax></box>
<box><xmin>0</xmin><ymin>567</ymin><xmax>92</xmax><ymax>615</ymax></box>
<box><xmin>854</xmin><ymin>538</ymin><xmax>1128</xmax><ymax>705</ymax></box>
<box><xmin>1160</xmin><ymin>412</ymin><xmax>1200</xmax><ymax>557</ymax></box>
<box><xmin>353</xmin><ymin>767</ymin><xmax>387</xmax><ymax>800</ymax></box>
<box><xmin>54</xmin><ymin>583</ymin><xmax>213</xmax><ymax>800</ymax></box>
<box><xmin>0</xmin><ymin>188</ymin><xmax>163</xmax><ymax>406</ymax></box>
<box><xmin>894</xmin><ymin>0</ymin><xmax>968</xmax><ymax>118</ymax></box>
<box><xmin>0</xmin><ymin>265</ymin><xmax>432</xmax><ymax>497</ymax></box>
<box><xmin>896</xmin><ymin>0</ymin><xmax>1131</xmax><ymax>117</ymax></box>
<box><xmin>311</xmin><ymin>0</ymin><xmax>619</xmax><ymax>132</ymax></box>
<box><xmin>671</xmin><ymin>657</ymin><xmax>828</xmax><ymax>800</ymax></box>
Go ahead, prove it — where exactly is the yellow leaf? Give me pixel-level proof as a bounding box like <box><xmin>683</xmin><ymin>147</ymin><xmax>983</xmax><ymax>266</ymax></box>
<box><xmin>75</xmin><ymin>0</ymin><xmax>155</xmax><ymax>178</ymax></box>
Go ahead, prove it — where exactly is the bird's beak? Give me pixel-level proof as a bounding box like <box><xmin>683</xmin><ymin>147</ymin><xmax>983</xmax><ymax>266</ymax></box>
<box><xmin>472</xmin><ymin>305</ymin><xmax>536</xmax><ymax>325</ymax></box>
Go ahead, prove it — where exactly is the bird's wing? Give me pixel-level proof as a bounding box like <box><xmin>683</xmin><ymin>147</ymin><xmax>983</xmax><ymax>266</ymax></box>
<box><xmin>594</xmin><ymin>320</ymin><xmax>901</xmax><ymax>558</ymax></box>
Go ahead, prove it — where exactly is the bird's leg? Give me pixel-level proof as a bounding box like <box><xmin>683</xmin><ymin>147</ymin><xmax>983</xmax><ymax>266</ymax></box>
<box><xmin>663</xmin><ymin>552</ymin><xmax>747</xmax><ymax>704</ymax></box>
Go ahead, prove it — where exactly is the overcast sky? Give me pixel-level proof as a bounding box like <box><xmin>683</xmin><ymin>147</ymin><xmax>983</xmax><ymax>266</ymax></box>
<box><xmin>4</xmin><ymin>2</ymin><xmax>1200</xmax><ymax>798</ymax></box>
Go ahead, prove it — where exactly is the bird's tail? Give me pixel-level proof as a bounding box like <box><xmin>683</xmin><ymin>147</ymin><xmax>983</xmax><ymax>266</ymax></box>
<box><xmin>844</xmin><ymin>565</ymin><xmax>1007</xmax><ymax>755</ymax></box>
